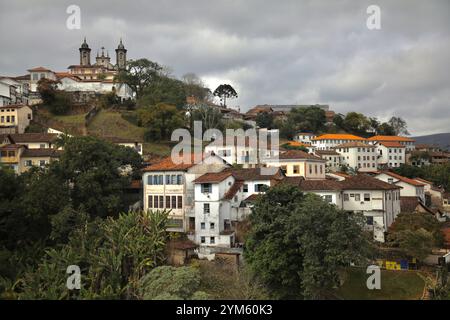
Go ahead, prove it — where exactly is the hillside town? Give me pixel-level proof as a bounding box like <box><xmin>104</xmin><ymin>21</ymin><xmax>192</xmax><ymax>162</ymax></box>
<box><xmin>1</xmin><ymin>34</ymin><xmax>450</xmax><ymax>301</ymax></box>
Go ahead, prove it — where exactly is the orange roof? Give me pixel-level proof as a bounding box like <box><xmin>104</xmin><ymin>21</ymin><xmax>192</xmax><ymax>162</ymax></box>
<box><xmin>285</xmin><ymin>141</ymin><xmax>311</xmax><ymax>147</ymax></box>
<box><xmin>368</xmin><ymin>135</ymin><xmax>415</xmax><ymax>142</ymax></box>
<box><xmin>377</xmin><ymin>141</ymin><xmax>405</xmax><ymax>148</ymax></box>
<box><xmin>143</xmin><ymin>154</ymin><xmax>202</xmax><ymax>172</ymax></box>
<box><xmin>312</xmin><ymin>134</ymin><xmax>366</xmax><ymax>141</ymax></box>
<box><xmin>380</xmin><ymin>171</ymin><xmax>426</xmax><ymax>187</ymax></box>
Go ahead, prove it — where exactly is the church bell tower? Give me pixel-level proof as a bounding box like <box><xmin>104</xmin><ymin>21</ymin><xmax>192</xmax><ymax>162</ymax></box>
<box><xmin>79</xmin><ymin>37</ymin><xmax>91</xmax><ymax>66</ymax></box>
<box><xmin>115</xmin><ymin>38</ymin><xmax>127</xmax><ymax>70</ymax></box>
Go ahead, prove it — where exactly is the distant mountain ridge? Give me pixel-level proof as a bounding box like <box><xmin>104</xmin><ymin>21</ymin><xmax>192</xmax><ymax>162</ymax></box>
<box><xmin>413</xmin><ymin>133</ymin><xmax>450</xmax><ymax>151</ymax></box>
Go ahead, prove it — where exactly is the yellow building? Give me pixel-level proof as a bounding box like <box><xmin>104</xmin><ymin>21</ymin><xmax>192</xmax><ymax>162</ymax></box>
<box><xmin>0</xmin><ymin>144</ymin><xmax>25</xmax><ymax>173</ymax></box>
<box><xmin>265</xmin><ymin>150</ymin><xmax>326</xmax><ymax>179</ymax></box>
<box><xmin>0</xmin><ymin>104</ymin><xmax>33</xmax><ymax>134</ymax></box>
<box><xmin>19</xmin><ymin>148</ymin><xmax>62</xmax><ymax>173</ymax></box>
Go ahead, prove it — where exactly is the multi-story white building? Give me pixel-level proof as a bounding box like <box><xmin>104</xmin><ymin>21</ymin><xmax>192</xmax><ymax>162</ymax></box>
<box><xmin>284</xmin><ymin>174</ymin><xmax>401</xmax><ymax>242</ymax></box>
<box><xmin>375</xmin><ymin>141</ymin><xmax>406</xmax><ymax>169</ymax></box>
<box><xmin>193</xmin><ymin>168</ymin><xmax>284</xmax><ymax>248</ymax></box>
<box><xmin>335</xmin><ymin>142</ymin><xmax>378</xmax><ymax>172</ymax></box>
<box><xmin>314</xmin><ymin>150</ymin><xmax>342</xmax><ymax>172</ymax></box>
<box><xmin>368</xmin><ymin>135</ymin><xmax>415</xmax><ymax>152</ymax></box>
<box><xmin>205</xmin><ymin>132</ymin><xmax>280</xmax><ymax>166</ymax></box>
<box><xmin>312</xmin><ymin>133</ymin><xmax>367</xmax><ymax>150</ymax></box>
<box><xmin>373</xmin><ymin>171</ymin><xmax>426</xmax><ymax>204</ymax></box>
<box><xmin>142</xmin><ymin>154</ymin><xmax>228</xmax><ymax>233</ymax></box>
<box><xmin>0</xmin><ymin>77</ymin><xmax>29</xmax><ymax>106</ymax></box>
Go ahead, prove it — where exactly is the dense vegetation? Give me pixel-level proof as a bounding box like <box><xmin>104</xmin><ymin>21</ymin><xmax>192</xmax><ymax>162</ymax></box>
<box><xmin>244</xmin><ymin>184</ymin><xmax>373</xmax><ymax>299</ymax></box>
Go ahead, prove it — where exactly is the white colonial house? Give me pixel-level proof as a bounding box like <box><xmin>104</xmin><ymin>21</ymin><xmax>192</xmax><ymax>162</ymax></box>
<box><xmin>339</xmin><ymin>175</ymin><xmax>401</xmax><ymax>242</ymax></box>
<box><xmin>142</xmin><ymin>153</ymin><xmax>229</xmax><ymax>233</ymax></box>
<box><xmin>285</xmin><ymin>174</ymin><xmax>401</xmax><ymax>242</ymax></box>
<box><xmin>193</xmin><ymin>168</ymin><xmax>284</xmax><ymax>248</ymax></box>
<box><xmin>314</xmin><ymin>149</ymin><xmax>342</xmax><ymax>172</ymax></box>
<box><xmin>57</xmin><ymin>75</ymin><xmax>133</xmax><ymax>101</ymax></box>
<box><xmin>375</xmin><ymin>141</ymin><xmax>406</xmax><ymax>169</ymax></box>
<box><xmin>335</xmin><ymin>142</ymin><xmax>378</xmax><ymax>172</ymax></box>
<box><xmin>373</xmin><ymin>171</ymin><xmax>426</xmax><ymax>204</ymax></box>
<box><xmin>368</xmin><ymin>135</ymin><xmax>415</xmax><ymax>152</ymax></box>
<box><xmin>312</xmin><ymin>133</ymin><xmax>367</xmax><ymax>150</ymax></box>
<box><xmin>204</xmin><ymin>132</ymin><xmax>279</xmax><ymax>167</ymax></box>
<box><xmin>294</xmin><ymin>132</ymin><xmax>317</xmax><ymax>144</ymax></box>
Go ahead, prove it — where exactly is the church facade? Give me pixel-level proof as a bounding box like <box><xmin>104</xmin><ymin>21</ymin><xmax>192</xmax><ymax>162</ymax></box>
<box><xmin>68</xmin><ymin>38</ymin><xmax>127</xmax><ymax>81</ymax></box>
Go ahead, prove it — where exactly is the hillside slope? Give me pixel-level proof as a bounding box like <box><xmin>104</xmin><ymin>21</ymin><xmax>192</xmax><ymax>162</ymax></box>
<box><xmin>413</xmin><ymin>133</ymin><xmax>450</xmax><ymax>150</ymax></box>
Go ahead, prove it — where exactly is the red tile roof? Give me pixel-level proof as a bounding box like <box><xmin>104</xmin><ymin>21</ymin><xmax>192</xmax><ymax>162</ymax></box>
<box><xmin>380</xmin><ymin>171</ymin><xmax>426</xmax><ymax>187</ymax></box>
<box><xmin>21</xmin><ymin>148</ymin><xmax>62</xmax><ymax>158</ymax></box>
<box><xmin>223</xmin><ymin>181</ymin><xmax>244</xmax><ymax>200</ymax></box>
<box><xmin>143</xmin><ymin>154</ymin><xmax>202</xmax><ymax>172</ymax></box>
<box><xmin>368</xmin><ymin>135</ymin><xmax>415</xmax><ymax>142</ymax></box>
<box><xmin>278</xmin><ymin>150</ymin><xmax>324</xmax><ymax>161</ymax></box>
<box><xmin>377</xmin><ymin>141</ymin><xmax>405</xmax><ymax>148</ymax></box>
<box><xmin>341</xmin><ymin>174</ymin><xmax>401</xmax><ymax>190</ymax></box>
<box><xmin>193</xmin><ymin>171</ymin><xmax>234</xmax><ymax>183</ymax></box>
<box><xmin>10</xmin><ymin>133</ymin><xmax>58</xmax><ymax>143</ymax></box>
<box><xmin>313</xmin><ymin>134</ymin><xmax>366</xmax><ymax>141</ymax></box>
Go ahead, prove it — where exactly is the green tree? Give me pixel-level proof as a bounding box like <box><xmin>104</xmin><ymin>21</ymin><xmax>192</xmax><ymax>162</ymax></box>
<box><xmin>138</xmin><ymin>76</ymin><xmax>187</xmax><ymax>109</ymax></box>
<box><xmin>213</xmin><ymin>84</ymin><xmax>238</xmax><ymax>107</ymax></box>
<box><xmin>37</xmin><ymin>78</ymin><xmax>71</xmax><ymax>115</ymax></box>
<box><xmin>138</xmin><ymin>103</ymin><xmax>185</xmax><ymax>141</ymax></box>
<box><xmin>290</xmin><ymin>106</ymin><xmax>327</xmax><ymax>133</ymax></box>
<box><xmin>138</xmin><ymin>266</ymin><xmax>208</xmax><ymax>300</ymax></box>
<box><xmin>388</xmin><ymin>116</ymin><xmax>410</xmax><ymax>136</ymax></box>
<box><xmin>19</xmin><ymin>210</ymin><xmax>169</xmax><ymax>300</ymax></box>
<box><xmin>255</xmin><ymin>111</ymin><xmax>274</xmax><ymax>129</ymax></box>
<box><xmin>190</xmin><ymin>104</ymin><xmax>224</xmax><ymax>132</ymax></box>
<box><xmin>343</xmin><ymin>112</ymin><xmax>371</xmax><ymax>135</ymax></box>
<box><xmin>57</xmin><ymin>136</ymin><xmax>141</xmax><ymax>218</ymax></box>
<box><xmin>244</xmin><ymin>184</ymin><xmax>370</xmax><ymax>299</ymax></box>
<box><xmin>388</xmin><ymin>212</ymin><xmax>444</xmax><ymax>260</ymax></box>
<box><xmin>182</xmin><ymin>73</ymin><xmax>212</xmax><ymax>102</ymax></box>
<box><xmin>115</xmin><ymin>58</ymin><xmax>163</xmax><ymax>99</ymax></box>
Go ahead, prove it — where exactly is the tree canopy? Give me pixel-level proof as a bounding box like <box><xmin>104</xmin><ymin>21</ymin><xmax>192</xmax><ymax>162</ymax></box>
<box><xmin>213</xmin><ymin>84</ymin><xmax>238</xmax><ymax>107</ymax></box>
<box><xmin>244</xmin><ymin>184</ymin><xmax>371</xmax><ymax>299</ymax></box>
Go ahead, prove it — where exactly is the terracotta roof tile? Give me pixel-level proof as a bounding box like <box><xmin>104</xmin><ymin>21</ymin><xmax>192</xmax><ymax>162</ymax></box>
<box><xmin>368</xmin><ymin>135</ymin><xmax>415</xmax><ymax>142</ymax></box>
<box><xmin>341</xmin><ymin>174</ymin><xmax>401</xmax><ymax>190</ymax></box>
<box><xmin>10</xmin><ymin>133</ymin><xmax>58</xmax><ymax>143</ymax></box>
<box><xmin>223</xmin><ymin>181</ymin><xmax>243</xmax><ymax>200</ymax></box>
<box><xmin>377</xmin><ymin>141</ymin><xmax>405</xmax><ymax>148</ymax></box>
<box><xmin>143</xmin><ymin>154</ymin><xmax>202</xmax><ymax>172</ymax></box>
<box><xmin>21</xmin><ymin>148</ymin><xmax>62</xmax><ymax>158</ymax></box>
<box><xmin>278</xmin><ymin>150</ymin><xmax>324</xmax><ymax>160</ymax></box>
<box><xmin>313</xmin><ymin>134</ymin><xmax>366</xmax><ymax>141</ymax></box>
<box><xmin>194</xmin><ymin>171</ymin><xmax>234</xmax><ymax>183</ymax></box>
<box><xmin>380</xmin><ymin>171</ymin><xmax>426</xmax><ymax>187</ymax></box>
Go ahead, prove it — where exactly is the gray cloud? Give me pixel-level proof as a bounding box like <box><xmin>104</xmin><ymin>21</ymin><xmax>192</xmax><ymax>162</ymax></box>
<box><xmin>0</xmin><ymin>0</ymin><xmax>448</xmax><ymax>135</ymax></box>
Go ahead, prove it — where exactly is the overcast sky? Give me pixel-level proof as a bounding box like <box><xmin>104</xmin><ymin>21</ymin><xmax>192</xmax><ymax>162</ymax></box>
<box><xmin>0</xmin><ymin>0</ymin><xmax>448</xmax><ymax>135</ymax></box>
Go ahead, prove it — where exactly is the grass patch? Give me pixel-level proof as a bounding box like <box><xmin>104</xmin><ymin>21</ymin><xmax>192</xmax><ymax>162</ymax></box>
<box><xmin>88</xmin><ymin>109</ymin><xmax>145</xmax><ymax>140</ymax></box>
<box><xmin>335</xmin><ymin>267</ymin><xmax>425</xmax><ymax>300</ymax></box>
<box><xmin>53</xmin><ymin>113</ymin><xmax>86</xmax><ymax>126</ymax></box>
<box><xmin>87</xmin><ymin>110</ymin><xmax>172</xmax><ymax>157</ymax></box>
